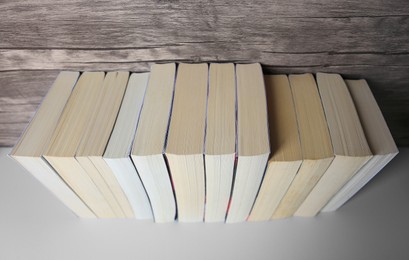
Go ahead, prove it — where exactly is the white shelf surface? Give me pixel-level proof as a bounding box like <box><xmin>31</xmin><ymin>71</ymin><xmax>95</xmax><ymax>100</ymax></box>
<box><xmin>1</xmin><ymin>147</ymin><xmax>408</xmax><ymax>260</ymax></box>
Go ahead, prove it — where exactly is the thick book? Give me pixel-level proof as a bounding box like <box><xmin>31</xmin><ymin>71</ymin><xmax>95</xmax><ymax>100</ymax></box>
<box><xmin>322</xmin><ymin>79</ymin><xmax>398</xmax><ymax>212</ymax></box>
<box><xmin>10</xmin><ymin>72</ymin><xmax>95</xmax><ymax>218</ymax></box>
<box><xmin>272</xmin><ymin>74</ymin><xmax>334</xmax><ymax>219</ymax></box>
<box><xmin>204</xmin><ymin>63</ymin><xmax>236</xmax><ymax>222</ymax></box>
<box><xmin>248</xmin><ymin>75</ymin><xmax>302</xmax><ymax>221</ymax></box>
<box><xmin>44</xmin><ymin>72</ymin><xmax>116</xmax><ymax>218</ymax></box>
<box><xmin>131</xmin><ymin>64</ymin><xmax>177</xmax><ymax>223</ymax></box>
<box><xmin>226</xmin><ymin>63</ymin><xmax>270</xmax><ymax>223</ymax></box>
<box><xmin>165</xmin><ymin>63</ymin><xmax>208</xmax><ymax>222</ymax></box>
<box><xmin>104</xmin><ymin>72</ymin><xmax>152</xmax><ymax>220</ymax></box>
<box><xmin>295</xmin><ymin>73</ymin><xmax>372</xmax><ymax>217</ymax></box>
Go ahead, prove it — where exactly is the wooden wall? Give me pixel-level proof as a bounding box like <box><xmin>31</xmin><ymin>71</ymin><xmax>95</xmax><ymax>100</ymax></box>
<box><xmin>1</xmin><ymin>0</ymin><xmax>408</xmax><ymax>146</ymax></box>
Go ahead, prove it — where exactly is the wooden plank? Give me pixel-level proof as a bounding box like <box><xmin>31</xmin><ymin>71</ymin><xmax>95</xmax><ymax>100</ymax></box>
<box><xmin>2</xmin><ymin>0</ymin><xmax>409</xmax><ymax>21</ymax></box>
<box><xmin>1</xmin><ymin>49</ymin><xmax>409</xmax><ymax>71</ymax></box>
<box><xmin>0</xmin><ymin>4</ymin><xmax>408</xmax><ymax>52</ymax></box>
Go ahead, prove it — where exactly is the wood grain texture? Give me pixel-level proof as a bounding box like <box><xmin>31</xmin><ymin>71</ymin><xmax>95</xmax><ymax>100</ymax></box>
<box><xmin>1</xmin><ymin>49</ymin><xmax>409</xmax><ymax>72</ymax></box>
<box><xmin>0</xmin><ymin>0</ymin><xmax>408</xmax><ymax>146</ymax></box>
<box><xmin>0</xmin><ymin>1</ymin><xmax>408</xmax><ymax>50</ymax></box>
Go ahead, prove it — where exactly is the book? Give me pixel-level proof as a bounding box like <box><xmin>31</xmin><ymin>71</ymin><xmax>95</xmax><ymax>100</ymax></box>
<box><xmin>248</xmin><ymin>75</ymin><xmax>302</xmax><ymax>221</ymax></box>
<box><xmin>226</xmin><ymin>63</ymin><xmax>270</xmax><ymax>223</ymax></box>
<box><xmin>295</xmin><ymin>73</ymin><xmax>372</xmax><ymax>217</ymax></box>
<box><xmin>165</xmin><ymin>63</ymin><xmax>208</xmax><ymax>222</ymax></box>
<box><xmin>11</xmin><ymin>63</ymin><xmax>398</xmax><ymax>222</ymax></box>
<box><xmin>204</xmin><ymin>63</ymin><xmax>236</xmax><ymax>222</ymax></box>
<box><xmin>75</xmin><ymin>71</ymin><xmax>134</xmax><ymax>218</ymax></box>
<box><xmin>104</xmin><ymin>72</ymin><xmax>152</xmax><ymax>220</ymax></box>
<box><xmin>131</xmin><ymin>64</ymin><xmax>177</xmax><ymax>223</ymax></box>
<box><xmin>10</xmin><ymin>71</ymin><xmax>95</xmax><ymax>218</ymax></box>
<box><xmin>322</xmin><ymin>79</ymin><xmax>398</xmax><ymax>212</ymax></box>
<box><xmin>44</xmin><ymin>72</ymin><xmax>116</xmax><ymax>218</ymax></box>
<box><xmin>272</xmin><ymin>74</ymin><xmax>334</xmax><ymax>219</ymax></box>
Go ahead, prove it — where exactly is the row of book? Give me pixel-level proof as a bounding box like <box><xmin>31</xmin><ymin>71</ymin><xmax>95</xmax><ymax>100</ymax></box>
<box><xmin>10</xmin><ymin>63</ymin><xmax>398</xmax><ymax>223</ymax></box>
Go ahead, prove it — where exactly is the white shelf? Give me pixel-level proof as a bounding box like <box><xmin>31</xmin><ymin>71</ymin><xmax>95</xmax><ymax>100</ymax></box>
<box><xmin>1</xmin><ymin>147</ymin><xmax>408</xmax><ymax>260</ymax></box>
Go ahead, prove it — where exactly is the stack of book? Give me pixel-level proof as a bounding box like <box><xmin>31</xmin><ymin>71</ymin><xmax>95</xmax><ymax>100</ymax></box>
<box><xmin>10</xmin><ymin>63</ymin><xmax>398</xmax><ymax>222</ymax></box>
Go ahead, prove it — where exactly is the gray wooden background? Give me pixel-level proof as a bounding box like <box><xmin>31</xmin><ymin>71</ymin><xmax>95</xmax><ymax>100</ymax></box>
<box><xmin>1</xmin><ymin>0</ymin><xmax>408</xmax><ymax>146</ymax></box>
